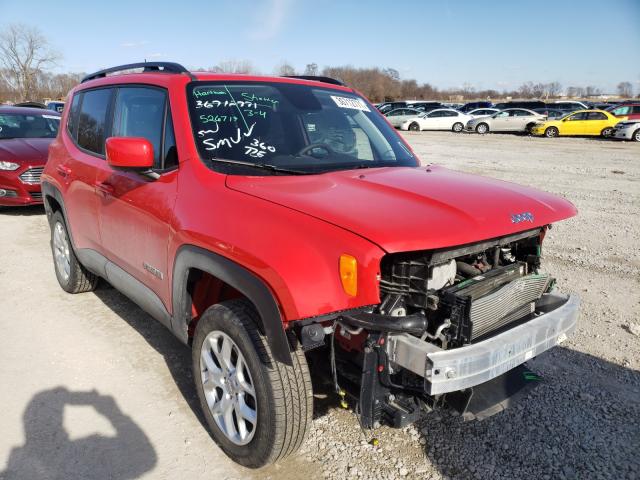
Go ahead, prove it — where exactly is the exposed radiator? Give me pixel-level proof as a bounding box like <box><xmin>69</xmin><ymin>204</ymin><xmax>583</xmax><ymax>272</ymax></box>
<box><xmin>442</xmin><ymin>263</ymin><xmax>551</xmax><ymax>344</ymax></box>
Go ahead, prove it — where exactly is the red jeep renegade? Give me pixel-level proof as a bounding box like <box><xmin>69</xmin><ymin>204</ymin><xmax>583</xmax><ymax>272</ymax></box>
<box><xmin>43</xmin><ymin>62</ymin><xmax>579</xmax><ymax>468</ymax></box>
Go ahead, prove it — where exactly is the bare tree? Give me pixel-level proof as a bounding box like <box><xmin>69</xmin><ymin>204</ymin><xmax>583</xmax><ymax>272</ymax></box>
<box><xmin>546</xmin><ymin>81</ymin><xmax>562</xmax><ymax>98</ymax></box>
<box><xmin>566</xmin><ymin>86</ymin><xmax>584</xmax><ymax>98</ymax></box>
<box><xmin>211</xmin><ymin>59</ymin><xmax>256</xmax><ymax>74</ymax></box>
<box><xmin>274</xmin><ymin>62</ymin><xmax>295</xmax><ymax>76</ymax></box>
<box><xmin>616</xmin><ymin>81</ymin><xmax>633</xmax><ymax>98</ymax></box>
<box><xmin>0</xmin><ymin>24</ymin><xmax>60</xmax><ymax>101</ymax></box>
<box><xmin>585</xmin><ymin>85</ymin><xmax>601</xmax><ymax>97</ymax></box>
<box><xmin>304</xmin><ymin>63</ymin><xmax>318</xmax><ymax>76</ymax></box>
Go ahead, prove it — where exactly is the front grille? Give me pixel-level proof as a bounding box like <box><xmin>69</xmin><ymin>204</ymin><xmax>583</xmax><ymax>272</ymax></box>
<box><xmin>30</xmin><ymin>192</ymin><xmax>43</xmax><ymax>200</ymax></box>
<box><xmin>19</xmin><ymin>167</ymin><xmax>44</xmax><ymax>184</ymax></box>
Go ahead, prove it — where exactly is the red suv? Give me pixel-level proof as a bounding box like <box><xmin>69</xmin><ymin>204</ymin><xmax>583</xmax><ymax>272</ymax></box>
<box><xmin>0</xmin><ymin>106</ymin><xmax>60</xmax><ymax>206</ymax></box>
<box><xmin>43</xmin><ymin>62</ymin><xmax>579</xmax><ymax>468</ymax></box>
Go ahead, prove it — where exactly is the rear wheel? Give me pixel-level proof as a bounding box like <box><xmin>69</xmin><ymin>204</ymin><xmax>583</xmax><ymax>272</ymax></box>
<box><xmin>409</xmin><ymin>122</ymin><xmax>420</xmax><ymax>132</ymax></box>
<box><xmin>633</xmin><ymin>129</ymin><xmax>640</xmax><ymax>142</ymax></box>
<box><xmin>50</xmin><ymin>211</ymin><xmax>98</xmax><ymax>293</ymax></box>
<box><xmin>192</xmin><ymin>299</ymin><xmax>313</xmax><ymax>468</ymax></box>
<box><xmin>544</xmin><ymin>127</ymin><xmax>559</xmax><ymax>138</ymax></box>
<box><xmin>475</xmin><ymin>123</ymin><xmax>489</xmax><ymax>134</ymax></box>
<box><xmin>452</xmin><ymin>122</ymin><xmax>464</xmax><ymax>132</ymax></box>
<box><xmin>601</xmin><ymin>127</ymin><xmax>614</xmax><ymax>137</ymax></box>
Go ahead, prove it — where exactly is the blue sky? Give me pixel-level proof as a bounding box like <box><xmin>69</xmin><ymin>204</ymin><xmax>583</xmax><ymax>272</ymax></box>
<box><xmin>1</xmin><ymin>0</ymin><xmax>639</xmax><ymax>93</ymax></box>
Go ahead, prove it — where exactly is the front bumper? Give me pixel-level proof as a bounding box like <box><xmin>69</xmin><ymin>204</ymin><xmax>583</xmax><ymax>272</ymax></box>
<box><xmin>0</xmin><ymin>166</ymin><xmax>44</xmax><ymax>206</ymax></box>
<box><xmin>613</xmin><ymin>129</ymin><xmax>633</xmax><ymax>140</ymax></box>
<box><xmin>387</xmin><ymin>293</ymin><xmax>579</xmax><ymax>395</ymax></box>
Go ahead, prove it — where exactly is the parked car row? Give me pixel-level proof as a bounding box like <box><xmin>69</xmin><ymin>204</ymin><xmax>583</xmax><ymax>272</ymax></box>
<box><xmin>382</xmin><ymin>101</ymin><xmax>640</xmax><ymax>141</ymax></box>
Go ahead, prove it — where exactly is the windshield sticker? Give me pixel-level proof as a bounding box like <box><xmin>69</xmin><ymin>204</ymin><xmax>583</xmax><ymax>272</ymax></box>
<box><xmin>42</xmin><ymin>115</ymin><xmax>60</xmax><ymax>120</ymax></box>
<box><xmin>330</xmin><ymin>95</ymin><xmax>370</xmax><ymax>112</ymax></box>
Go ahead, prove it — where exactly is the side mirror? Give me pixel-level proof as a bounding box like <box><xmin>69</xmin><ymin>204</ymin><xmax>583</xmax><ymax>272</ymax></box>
<box><xmin>106</xmin><ymin>137</ymin><xmax>154</xmax><ymax>170</ymax></box>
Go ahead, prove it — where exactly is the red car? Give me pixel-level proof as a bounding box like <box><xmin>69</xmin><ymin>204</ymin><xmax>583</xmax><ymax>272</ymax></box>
<box><xmin>0</xmin><ymin>106</ymin><xmax>60</xmax><ymax>206</ymax></box>
<box><xmin>608</xmin><ymin>103</ymin><xmax>640</xmax><ymax>120</ymax></box>
<box><xmin>42</xmin><ymin>62</ymin><xmax>579</xmax><ymax>468</ymax></box>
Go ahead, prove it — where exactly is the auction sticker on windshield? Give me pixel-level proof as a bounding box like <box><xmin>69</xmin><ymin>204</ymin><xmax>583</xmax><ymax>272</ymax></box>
<box><xmin>331</xmin><ymin>95</ymin><xmax>370</xmax><ymax>112</ymax></box>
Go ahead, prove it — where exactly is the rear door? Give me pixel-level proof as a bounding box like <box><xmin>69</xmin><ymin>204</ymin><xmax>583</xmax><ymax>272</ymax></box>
<box><xmin>585</xmin><ymin>111</ymin><xmax>609</xmax><ymax>135</ymax></box>
<box><xmin>511</xmin><ymin>109</ymin><xmax>535</xmax><ymax>131</ymax></box>
<box><xmin>95</xmin><ymin>85</ymin><xmax>179</xmax><ymax>302</ymax></box>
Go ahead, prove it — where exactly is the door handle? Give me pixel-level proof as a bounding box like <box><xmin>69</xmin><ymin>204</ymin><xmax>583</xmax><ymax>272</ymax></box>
<box><xmin>56</xmin><ymin>165</ymin><xmax>72</xmax><ymax>178</ymax></box>
<box><xmin>94</xmin><ymin>182</ymin><xmax>115</xmax><ymax>197</ymax></box>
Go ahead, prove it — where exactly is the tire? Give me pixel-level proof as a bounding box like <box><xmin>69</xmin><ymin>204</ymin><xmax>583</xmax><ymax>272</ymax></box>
<box><xmin>633</xmin><ymin>129</ymin><xmax>640</xmax><ymax>142</ymax></box>
<box><xmin>475</xmin><ymin>123</ymin><xmax>489</xmax><ymax>134</ymax></box>
<box><xmin>452</xmin><ymin>122</ymin><xmax>464</xmax><ymax>132</ymax></box>
<box><xmin>544</xmin><ymin>127</ymin><xmax>559</xmax><ymax>138</ymax></box>
<box><xmin>601</xmin><ymin>127</ymin><xmax>613</xmax><ymax>137</ymax></box>
<box><xmin>193</xmin><ymin>299</ymin><xmax>313</xmax><ymax>468</ymax></box>
<box><xmin>408</xmin><ymin>122</ymin><xmax>420</xmax><ymax>132</ymax></box>
<box><xmin>50</xmin><ymin>210</ymin><xmax>98</xmax><ymax>293</ymax></box>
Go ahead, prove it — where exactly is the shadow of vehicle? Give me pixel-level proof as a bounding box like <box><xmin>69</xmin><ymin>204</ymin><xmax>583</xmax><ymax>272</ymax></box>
<box><xmin>415</xmin><ymin>347</ymin><xmax>640</xmax><ymax>479</ymax></box>
<box><xmin>91</xmin><ymin>286</ymin><xmax>208</xmax><ymax>428</ymax></box>
<box><xmin>1</xmin><ymin>387</ymin><xmax>157</xmax><ymax>480</ymax></box>
<box><xmin>0</xmin><ymin>205</ymin><xmax>45</xmax><ymax>216</ymax></box>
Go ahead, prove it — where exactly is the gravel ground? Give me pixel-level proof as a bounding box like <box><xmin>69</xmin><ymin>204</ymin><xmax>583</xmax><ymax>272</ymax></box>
<box><xmin>1</xmin><ymin>132</ymin><xmax>638</xmax><ymax>479</ymax></box>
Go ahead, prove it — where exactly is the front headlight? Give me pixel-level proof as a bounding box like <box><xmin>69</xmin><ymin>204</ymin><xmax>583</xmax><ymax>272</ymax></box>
<box><xmin>0</xmin><ymin>161</ymin><xmax>20</xmax><ymax>171</ymax></box>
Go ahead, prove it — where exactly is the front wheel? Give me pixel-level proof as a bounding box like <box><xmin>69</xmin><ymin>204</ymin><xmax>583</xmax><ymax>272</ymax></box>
<box><xmin>544</xmin><ymin>127</ymin><xmax>559</xmax><ymax>138</ymax></box>
<box><xmin>50</xmin><ymin>211</ymin><xmax>98</xmax><ymax>293</ymax></box>
<box><xmin>193</xmin><ymin>299</ymin><xmax>313</xmax><ymax>468</ymax></box>
<box><xmin>601</xmin><ymin>127</ymin><xmax>614</xmax><ymax>137</ymax></box>
<box><xmin>408</xmin><ymin>122</ymin><xmax>420</xmax><ymax>132</ymax></box>
<box><xmin>452</xmin><ymin>122</ymin><xmax>464</xmax><ymax>132</ymax></box>
<box><xmin>475</xmin><ymin>123</ymin><xmax>489</xmax><ymax>134</ymax></box>
<box><xmin>633</xmin><ymin>129</ymin><xmax>640</xmax><ymax>142</ymax></box>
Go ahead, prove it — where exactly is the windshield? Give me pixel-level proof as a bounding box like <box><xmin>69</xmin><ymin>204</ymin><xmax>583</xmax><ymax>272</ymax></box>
<box><xmin>0</xmin><ymin>112</ymin><xmax>60</xmax><ymax>139</ymax></box>
<box><xmin>187</xmin><ymin>82</ymin><xmax>417</xmax><ymax>175</ymax></box>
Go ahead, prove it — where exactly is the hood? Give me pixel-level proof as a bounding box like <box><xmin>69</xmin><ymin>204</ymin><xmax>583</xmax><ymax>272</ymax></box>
<box><xmin>0</xmin><ymin>138</ymin><xmax>52</xmax><ymax>165</ymax></box>
<box><xmin>226</xmin><ymin>165</ymin><xmax>577</xmax><ymax>253</ymax></box>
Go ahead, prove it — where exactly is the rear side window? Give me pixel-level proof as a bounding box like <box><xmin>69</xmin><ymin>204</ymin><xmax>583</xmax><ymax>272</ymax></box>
<box><xmin>613</xmin><ymin>106</ymin><xmax>631</xmax><ymax>115</ymax></box>
<box><xmin>77</xmin><ymin>88</ymin><xmax>113</xmax><ymax>155</ymax></box>
<box><xmin>112</xmin><ymin>87</ymin><xmax>166</xmax><ymax>168</ymax></box>
<box><xmin>587</xmin><ymin>112</ymin><xmax>607</xmax><ymax>120</ymax></box>
<box><xmin>67</xmin><ymin>93</ymin><xmax>82</xmax><ymax>139</ymax></box>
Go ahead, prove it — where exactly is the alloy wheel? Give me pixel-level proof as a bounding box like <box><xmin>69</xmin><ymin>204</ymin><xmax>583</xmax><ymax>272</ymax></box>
<box><xmin>200</xmin><ymin>330</ymin><xmax>258</xmax><ymax>446</ymax></box>
<box><xmin>53</xmin><ymin>221</ymin><xmax>71</xmax><ymax>282</ymax></box>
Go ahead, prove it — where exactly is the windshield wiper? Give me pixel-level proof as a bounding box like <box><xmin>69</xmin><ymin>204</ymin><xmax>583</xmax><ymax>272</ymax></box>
<box><xmin>208</xmin><ymin>158</ymin><xmax>307</xmax><ymax>175</ymax></box>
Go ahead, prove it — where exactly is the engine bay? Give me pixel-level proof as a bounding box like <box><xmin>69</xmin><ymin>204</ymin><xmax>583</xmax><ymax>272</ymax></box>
<box><xmin>378</xmin><ymin>228</ymin><xmax>552</xmax><ymax>349</ymax></box>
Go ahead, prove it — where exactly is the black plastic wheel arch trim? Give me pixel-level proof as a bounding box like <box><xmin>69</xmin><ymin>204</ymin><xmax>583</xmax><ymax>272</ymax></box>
<box><xmin>172</xmin><ymin>245</ymin><xmax>293</xmax><ymax>365</ymax></box>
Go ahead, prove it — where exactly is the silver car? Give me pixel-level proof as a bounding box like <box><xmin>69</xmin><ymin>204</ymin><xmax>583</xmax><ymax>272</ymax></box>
<box><xmin>612</xmin><ymin>120</ymin><xmax>640</xmax><ymax>142</ymax></box>
<box><xmin>385</xmin><ymin>108</ymin><xmax>424</xmax><ymax>128</ymax></box>
<box><xmin>465</xmin><ymin>108</ymin><xmax>545</xmax><ymax>134</ymax></box>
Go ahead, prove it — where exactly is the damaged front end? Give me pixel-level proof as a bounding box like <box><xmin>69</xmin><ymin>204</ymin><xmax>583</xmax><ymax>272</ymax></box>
<box><xmin>319</xmin><ymin>227</ymin><xmax>579</xmax><ymax>428</ymax></box>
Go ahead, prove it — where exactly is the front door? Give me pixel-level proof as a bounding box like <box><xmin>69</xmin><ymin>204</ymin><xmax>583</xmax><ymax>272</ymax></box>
<box><xmin>95</xmin><ymin>86</ymin><xmax>179</xmax><ymax>302</ymax></box>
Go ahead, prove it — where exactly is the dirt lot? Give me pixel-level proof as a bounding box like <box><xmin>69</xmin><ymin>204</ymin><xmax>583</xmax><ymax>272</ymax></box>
<box><xmin>1</xmin><ymin>132</ymin><xmax>638</xmax><ymax>480</ymax></box>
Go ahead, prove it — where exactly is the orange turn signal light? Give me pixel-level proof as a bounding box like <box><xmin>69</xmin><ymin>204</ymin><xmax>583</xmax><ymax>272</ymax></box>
<box><xmin>339</xmin><ymin>254</ymin><xmax>358</xmax><ymax>296</ymax></box>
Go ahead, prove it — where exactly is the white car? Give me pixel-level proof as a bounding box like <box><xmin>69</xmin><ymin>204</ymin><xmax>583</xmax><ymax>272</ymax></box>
<box><xmin>400</xmin><ymin>109</ymin><xmax>471</xmax><ymax>132</ymax></box>
<box><xmin>384</xmin><ymin>108</ymin><xmax>424</xmax><ymax>127</ymax></box>
<box><xmin>612</xmin><ymin>120</ymin><xmax>640</xmax><ymax>141</ymax></box>
<box><xmin>467</xmin><ymin>108</ymin><xmax>500</xmax><ymax>119</ymax></box>
<box><xmin>465</xmin><ymin>108</ymin><xmax>545</xmax><ymax>134</ymax></box>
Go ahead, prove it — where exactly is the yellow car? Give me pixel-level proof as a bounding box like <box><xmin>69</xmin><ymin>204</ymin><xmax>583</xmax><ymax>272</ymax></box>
<box><xmin>530</xmin><ymin>109</ymin><xmax>622</xmax><ymax>138</ymax></box>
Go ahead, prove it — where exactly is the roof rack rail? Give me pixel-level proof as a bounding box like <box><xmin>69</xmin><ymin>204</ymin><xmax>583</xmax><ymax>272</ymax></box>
<box><xmin>82</xmin><ymin>62</ymin><xmax>196</xmax><ymax>83</ymax></box>
<box><xmin>283</xmin><ymin>75</ymin><xmax>345</xmax><ymax>86</ymax></box>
